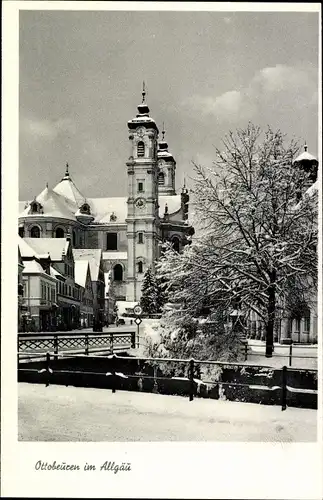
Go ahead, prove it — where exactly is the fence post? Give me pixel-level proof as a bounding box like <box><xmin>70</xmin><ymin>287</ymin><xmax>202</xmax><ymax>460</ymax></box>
<box><xmin>46</xmin><ymin>352</ymin><xmax>51</xmax><ymax>387</ymax></box>
<box><xmin>281</xmin><ymin>365</ymin><xmax>287</xmax><ymax>411</ymax></box>
<box><xmin>110</xmin><ymin>332</ymin><xmax>114</xmax><ymax>354</ymax></box>
<box><xmin>53</xmin><ymin>334</ymin><xmax>58</xmax><ymax>361</ymax></box>
<box><xmin>189</xmin><ymin>358</ymin><xmax>195</xmax><ymax>402</ymax></box>
<box><xmin>85</xmin><ymin>332</ymin><xmax>89</xmax><ymax>356</ymax></box>
<box><xmin>111</xmin><ymin>354</ymin><xmax>116</xmax><ymax>394</ymax></box>
<box><xmin>131</xmin><ymin>331</ymin><xmax>136</xmax><ymax>349</ymax></box>
<box><xmin>289</xmin><ymin>344</ymin><xmax>292</xmax><ymax>367</ymax></box>
<box><xmin>244</xmin><ymin>342</ymin><xmax>248</xmax><ymax>361</ymax></box>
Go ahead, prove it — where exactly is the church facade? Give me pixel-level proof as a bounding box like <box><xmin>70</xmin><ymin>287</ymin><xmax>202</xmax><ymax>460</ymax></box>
<box><xmin>18</xmin><ymin>89</ymin><xmax>194</xmax><ymax>304</ymax></box>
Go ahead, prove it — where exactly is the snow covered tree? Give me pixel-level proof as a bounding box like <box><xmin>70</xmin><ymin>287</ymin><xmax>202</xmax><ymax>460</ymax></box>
<box><xmin>140</xmin><ymin>267</ymin><xmax>159</xmax><ymax>314</ymax></box>
<box><xmin>156</xmin><ymin>124</ymin><xmax>317</xmax><ymax>357</ymax></box>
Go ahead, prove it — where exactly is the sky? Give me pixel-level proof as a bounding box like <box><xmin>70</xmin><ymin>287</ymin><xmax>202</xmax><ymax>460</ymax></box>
<box><xmin>19</xmin><ymin>9</ymin><xmax>319</xmax><ymax>201</ymax></box>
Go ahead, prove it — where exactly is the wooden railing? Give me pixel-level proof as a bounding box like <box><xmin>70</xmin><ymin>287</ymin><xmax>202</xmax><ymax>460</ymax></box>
<box><xmin>18</xmin><ymin>331</ymin><xmax>137</xmax><ymax>361</ymax></box>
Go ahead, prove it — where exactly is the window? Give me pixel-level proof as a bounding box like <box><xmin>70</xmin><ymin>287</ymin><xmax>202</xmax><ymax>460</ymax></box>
<box><xmin>19</xmin><ymin>226</ymin><xmax>24</xmax><ymax>237</ymax></box>
<box><xmin>68</xmin><ymin>285</ymin><xmax>71</xmax><ymax>296</ymax></box>
<box><xmin>138</xmin><ymin>261</ymin><xmax>143</xmax><ymax>274</ymax></box>
<box><xmin>107</xmin><ymin>233</ymin><xmax>118</xmax><ymax>251</ymax></box>
<box><xmin>158</xmin><ymin>172</ymin><xmax>165</xmax><ymax>185</ymax></box>
<box><xmin>72</xmin><ymin>231</ymin><xmax>76</xmax><ymax>246</ymax></box>
<box><xmin>172</xmin><ymin>237</ymin><xmax>180</xmax><ymax>252</ymax></box>
<box><xmin>30</xmin><ymin>226</ymin><xmax>40</xmax><ymax>238</ymax></box>
<box><xmin>113</xmin><ymin>264</ymin><xmax>123</xmax><ymax>281</ymax></box>
<box><xmin>138</xmin><ymin>232</ymin><xmax>144</xmax><ymax>244</ymax></box>
<box><xmin>304</xmin><ymin>314</ymin><xmax>311</xmax><ymax>333</ymax></box>
<box><xmin>137</xmin><ymin>141</ymin><xmax>145</xmax><ymax>157</ymax></box>
<box><xmin>138</xmin><ymin>182</ymin><xmax>144</xmax><ymax>193</ymax></box>
<box><xmin>55</xmin><ymin>227</ymin><xmax>64</xmax><ymax>238</ymax></box>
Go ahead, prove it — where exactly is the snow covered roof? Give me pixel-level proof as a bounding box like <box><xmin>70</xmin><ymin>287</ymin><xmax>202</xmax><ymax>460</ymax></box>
<box><xmin>293</xmin><ymin>145</ymin><xmax>318</xmax><ymax>164</ymax></box>
<box><xmin>74</xmin><ymin>260</ymin><xmax>90</xmax><ymax>288</ymax></box>
<box><xmin>72</xmin><ymin>249</ymin><xmax>102</xmax><ymax>281</ymax></box>
<box><xmin>50</xmin><ymin>266</ymin><xmax>65</xmax><ymax>280</ymax></box>
<box><xmin>103</xmin><ymin>251</ymin><xmax>128</xmax><ymax>261</ymax></box>
<box><xmin>20</xmin><ymin>186</ymin><xmax>78</xmax><ymax>221</ymax></box>
<box><xmin>18</xmin><ymin>236</ymin><xmax>37</xmax><ymax>258</ymax></box>
<box><xmin>88</xmin><ymin>197</ymin><xmax>127</xmax><ymax>224</ymax></box>
<box><xmin>24</xmin><ymin>238</ymin><xmax>69</xmax><ymax>261</ymax></box>
<box><xmin>22</xmin><ymin>259</ymin><xmax>47</xmax><ymax>275</ymax></box>
<box><xmin>52</xmin><ymin>172</ymin><xmax>86</xmax><ymax>207</ymax></box>
<box><xmin>159</xmin><ymin>194</ymin><xmax>181</xmax><ymax>216</ymax></box>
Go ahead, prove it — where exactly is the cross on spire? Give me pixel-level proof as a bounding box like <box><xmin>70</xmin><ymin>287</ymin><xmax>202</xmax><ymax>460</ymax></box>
<box><xmin>162</xmin><ymin>122</ymin><xmax>165</xmax><ymax>141</ymax></box>
<box><xmin>142</xmin><ymin>81</ymin><xmax>146</xmax><ymax>103</ymax></box>
<box><xmin>304</xmin><ymin>142</ymin><xmax>308</xmax><ymax>152</ymax></box>
<box><xmin>65</xmin><ymin>162</ymin><xmax>69</xmax><ymax>177</ymax></box>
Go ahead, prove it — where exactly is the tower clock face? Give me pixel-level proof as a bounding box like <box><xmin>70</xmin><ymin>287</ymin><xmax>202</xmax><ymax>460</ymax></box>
<box><xmin>137</xmin><ymin>127</ymin><xmax>145</xmax><ymax>138</ymax></box>
<box><xmin>135</xmin><ymin>198</ymin><xmax>146</xmax><ymax>209</ymax></box>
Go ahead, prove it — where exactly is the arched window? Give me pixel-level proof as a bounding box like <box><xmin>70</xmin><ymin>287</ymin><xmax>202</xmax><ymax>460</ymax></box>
<box><xmin>158</xmin><ymin>172</ymin><xmax>165</xmax><ymax>185</ymax></box>
<box><xmin>172</xmin><ymin>237</ymin><xmax>180</xmax><ymax>252</ymax></box>
<box><xmin>72</xmin><ymin>230</ymin><xmax>76</xmax><ymax>247</ymax></box>
<box><xmin>55</xmin><ymin>227</ymin><xmax>65</xmax><ymax>238</ymax></box>
<box><xmin>19</xmin><ymin>226</ymin><xmax>25</xmax><ymax>238</ymax></box>
<box><xmin>30</xmin><ymin>226</ymin><xmax>40</xmax><ymax>238</ymax></box>
<box><xmin>138</xmin><ymin>261</ymin><xmax>143</xmax><ymax>274</ymax></box>
<box><xmin>137</xmin><ymin>141</ymin><xmax>145</xmax><ymax>157</ymax></box>
<box><xmin>113</xmin><ymin>264</ymin><xmax>123</xmax><ymax>281</ymax></box>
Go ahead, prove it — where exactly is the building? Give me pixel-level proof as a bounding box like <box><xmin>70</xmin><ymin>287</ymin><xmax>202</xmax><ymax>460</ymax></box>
<box><xmin>72</xmin><ymin>249</ymin><xmax>105</xmax><ymax>329</ymax></box>
<box><xmin>246</xmin><ymin>145</ymin><xmax>318</xmax><ymax>344</ymax></box>
<box><xmin>18</xmin><ymin>88</ymin><xmax>194</xmax><ymax>306</ymax></box>
<box><xmin>74</xmin><ymin>260</ymin><xmax>94</xmax><ymax>328</ymax></box>
<box><xmin>19</xmin><ymin>237</ymin><xmax>58</xmax><ymax>332</ymax></box>
<box><xmin>23</xmin><ymin>237</ymin><xmax>81</xmax><ymax>330</ymax></box>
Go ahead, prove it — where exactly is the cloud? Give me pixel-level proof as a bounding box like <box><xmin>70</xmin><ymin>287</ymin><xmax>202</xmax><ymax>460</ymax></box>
<box><xmin>185</xmin><ymin>64</ymin><xmax>318</xmax><ymax>123</ymax></box>
<box><xmin>20</xmin><ymin>116</ymin><xmax>76</xmax><ymax>140</ymax></box>
<box><xmin>253</xmin><ymin>64</ymin><xmax>316</xmax><ymax>94</ymax></box>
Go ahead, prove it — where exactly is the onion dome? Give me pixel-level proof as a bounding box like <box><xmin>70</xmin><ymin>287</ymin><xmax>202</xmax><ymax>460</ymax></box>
<box><xmin>293</xmin><ymin>144</ymin><xmax>318</xmax><ymax>183</ymax></box>
<box><xmin>293</xmin><ymin>144</ymin><xmax>318</xmax><ymax>164</ymax></box>
<box><xmin>157</xmin><ymin>124</ymin><xmax>175</xmax><ymax>163</ymax></box>
<box><xmin>128</xmin><ymin>82</ymin><xmax>158</xmax><ymax>131</ymax></box>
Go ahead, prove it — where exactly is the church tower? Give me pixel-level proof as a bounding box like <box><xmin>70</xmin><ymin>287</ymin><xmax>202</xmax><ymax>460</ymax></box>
<box><xmin>126</xmin><ymin>84</ymin><xmax>160</xmax><ymax>301</ymax></box>
<box><xmin>157</xmin><ymin>124</ymin><xmax>176</xmax><ymax>195</ymax></box>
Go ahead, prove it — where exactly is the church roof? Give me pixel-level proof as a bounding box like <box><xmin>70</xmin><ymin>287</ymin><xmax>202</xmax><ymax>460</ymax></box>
<box><xmin>88</xmin><ymin>197</ymin><xmax>127</xmax><ymax>224</ymax></box>
<box><xmin>72</xmin><ymin>249</ymin><xmax>102</xmax><ymax>281</ymax></box>
<box><xmin>20</xmin><ymin>186</ymin><xmax>78</xmax><ymax>221</ymax></box>
<box><xmin>24</xmin><ymin>238</ymin><xmax>70</xmax><ymax>261</ymax></box>
<box><xmin>74</xmin><ymin>260</ymin><xmax>90</xmax><ymax>288</ymax></box>
<box><xmin>53</xmin><ymin>170</ymin><xmax>86</xmax><ymax>207</ymax></box>
<box><xmin>293</xmin><ymin>145</ymin><xmax>318</xmax><ymax>164</ymax></box>
<box><xmin>159</xmin><ymin>194</ymin><xmax>181</xmax><ymax>215</ymax></box>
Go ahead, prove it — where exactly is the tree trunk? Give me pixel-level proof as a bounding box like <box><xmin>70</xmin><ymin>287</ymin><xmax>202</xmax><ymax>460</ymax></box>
<box><xmin>265</xmin><ymin>275</ymin><xmax>276</xmax><ymax>357</ymax></box>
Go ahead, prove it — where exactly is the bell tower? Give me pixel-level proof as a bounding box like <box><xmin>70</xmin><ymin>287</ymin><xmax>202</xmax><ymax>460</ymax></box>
<box><xmin>126</xmin><ymin>84</ymin><xmax>160</xmax><ymax>301</ymax></box>
<box><xmin>157</xmin><ymin>124</ymin><xmax>176</xmax><ymax>195</ymax></box>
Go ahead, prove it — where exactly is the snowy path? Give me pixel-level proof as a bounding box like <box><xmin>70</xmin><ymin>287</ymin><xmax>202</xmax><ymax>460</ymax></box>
<box><xmin>18</xmin><ymin>383</ymin><xmax>317</xmax><ymax>442</ymax></box>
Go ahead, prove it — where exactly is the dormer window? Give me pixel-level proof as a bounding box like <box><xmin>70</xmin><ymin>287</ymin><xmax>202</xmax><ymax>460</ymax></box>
<box><xmin>137</xmin><ymin>141</ymin><xmax>145</xmax><ymax>157</ymax></box>
<box><xmin>80</xmin><ymin>203</ymin><xmax>91</xmax><ymax>215</ymax></box>
<box><xmin>30</xmin><ymin>200</ymin><xmax>43</xmax><ymax>214</ymax></box>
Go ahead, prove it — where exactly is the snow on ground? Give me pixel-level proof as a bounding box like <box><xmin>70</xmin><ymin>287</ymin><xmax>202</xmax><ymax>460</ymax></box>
<box><xmin>246</xmin><ymin>340</ymin><xmax>317</xmax><ymax>370</ymax></box>
<box><xmin>18</xmin><ymin>383</ymin><xmax>317</xmax><ymax>442</ymax></box>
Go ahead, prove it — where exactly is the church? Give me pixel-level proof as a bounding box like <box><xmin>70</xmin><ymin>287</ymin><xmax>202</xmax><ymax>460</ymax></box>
<box><xmin>18</xmin><ymin>88</ymin><xmax>195</xmax><ymax>308</ymax></box>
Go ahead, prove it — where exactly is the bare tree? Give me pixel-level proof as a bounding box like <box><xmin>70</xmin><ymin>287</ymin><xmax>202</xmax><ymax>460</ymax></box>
<box><xmin>157</xmin><ymin>124</ymin><xmax>317</xmax><ymax>357</ymax></box>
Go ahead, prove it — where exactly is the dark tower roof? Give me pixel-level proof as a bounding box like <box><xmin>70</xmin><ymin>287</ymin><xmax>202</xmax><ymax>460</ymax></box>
<box><xmin>128</xmin><ymin>82</ymin><xmax>158</xmax><ymax>131</ymax></box>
